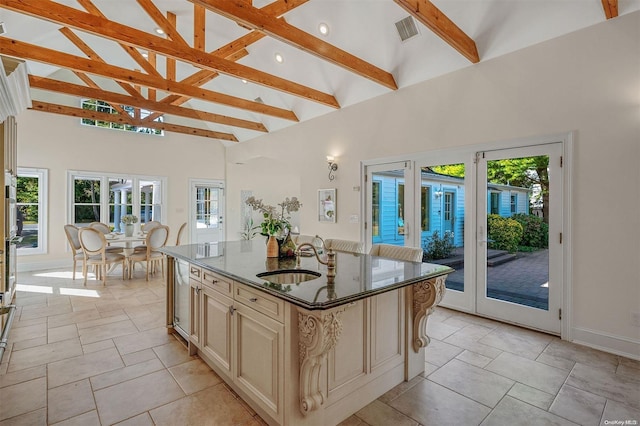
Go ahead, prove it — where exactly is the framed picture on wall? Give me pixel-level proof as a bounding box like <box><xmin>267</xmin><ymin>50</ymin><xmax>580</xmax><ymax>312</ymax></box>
<box><xmin>318</xmin><ymin>188</ymin><xmax>336</xmax><ymax>223</ymax></box>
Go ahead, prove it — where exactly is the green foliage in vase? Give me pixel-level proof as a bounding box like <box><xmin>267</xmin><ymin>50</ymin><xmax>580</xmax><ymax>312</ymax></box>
<box><xmin>121</xmin><ymin>214</ymin><xmax>139</xmax><ymax>224</ymax></box>
<box><xmin>246</xmin><ymin>196</ymin><xmax>302</xmax><ymax>236</ymax></box>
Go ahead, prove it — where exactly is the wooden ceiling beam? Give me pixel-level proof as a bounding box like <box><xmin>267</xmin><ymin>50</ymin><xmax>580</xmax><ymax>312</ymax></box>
<box><xmin>148</xmin><ymin>51</ymin><xmax>157</xmax><ymax>101</ymax></box>
<box><xmin>71</xmin><ymin>71</ymin><xmax>130</xmax><ymax>116</ymax></box>
<box><xmin>393</xmin><ymin>0</ymin><xmax>480</xmax><ymax>63</ymax></box>
<box><xmin>29</xmin><ymin>75</ymin><xmax>268</xmax><ymax>133</ymax></box>
<box><xmin>30</xmin><ymin>100</ymin><xmax>238</xmax><ymax>141</ymax></box>
<box><xmin>147</xmin><ymin>0</ymin><xmax>306</xmax><ymax>118</ymax></box>
<box><xmin>0</xmin><ymin>0</ymin><xmax>339</xmax><ymax>108</ymax></box>
<box><xmin>136</xmin><ymin>0</ymin><xmax>189</xmax><ymax>47</ymax></box>
<box><xmin>76</xmin><ymin>0</ymin><xmax>164</xmax><ymax>79</ymax></box>
<box><xmin>58</xmin><ymin>27</ymin><xmax>144</xmax><ymax>98</ymax></box>
<box><xmin>601</xmin><ymin>0</ymin><xmax>618</xmax><ymax>19</ymax></box>
<box><xmin>166</xmin><ymin>11</ymin><xmax>177</xmax><ymax>81</ymax></box>
<box><xmin>194</xmin><ymin>3</ymin><xmax>206</xmax><ymax>51</ymax></box>
<box><xmin>261</xmin><ymin>0</ymin><xmax>309</xmax><ymax>17</ymax></box>
<box><xmin>0</xmin><ymin>37</ymin><xmax>298</xmax><ymax>121</ymax></box>
<box><xmin>189</xmin><ymin>0</ymin><xmax>398</xmax><ymax>90</ymax></box>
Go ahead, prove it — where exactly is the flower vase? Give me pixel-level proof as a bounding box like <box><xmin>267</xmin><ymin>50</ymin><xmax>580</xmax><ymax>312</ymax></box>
<box><xmin>279</xmin><ymin>232</ymin><xmax>297</xmax><ymax>258</ymax></box>
<box><xmin>266</xmin><ymin>236</ymin><xmax>279</xmax><ymax>258</ymax></box>
<box><xmin>123</xmin><ymin>223</ymin><xmax>134</xmax><ymax>237</ymax></box>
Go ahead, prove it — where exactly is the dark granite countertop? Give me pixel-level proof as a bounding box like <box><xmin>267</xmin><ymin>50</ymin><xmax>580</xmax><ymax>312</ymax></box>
<box><xmin>162</xmin><ymin>241</ymin><xmax>453</xmax><ymax>311</ymax></box>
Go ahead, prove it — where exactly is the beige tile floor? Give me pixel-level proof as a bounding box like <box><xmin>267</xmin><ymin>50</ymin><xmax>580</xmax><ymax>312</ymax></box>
<box><xmin>1</xmin><ymin>267</ymin><xmax>639</xmax><ymax>425</ymax></box>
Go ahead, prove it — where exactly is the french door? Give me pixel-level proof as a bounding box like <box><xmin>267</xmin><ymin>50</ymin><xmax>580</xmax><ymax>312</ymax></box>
<box><xmin>366</xmin><ymin>139</ymin><xmax>566</xmax><ymax>334</ymax></box>
<box><xmin>476</xmin><ymin>143</ymin><xmax>563</xmax><ymax>333</ymax></box>
<box><xmin>189</xmin><ymin>179</ymin><xmax>224</xmax><ymax>244</ymax></box>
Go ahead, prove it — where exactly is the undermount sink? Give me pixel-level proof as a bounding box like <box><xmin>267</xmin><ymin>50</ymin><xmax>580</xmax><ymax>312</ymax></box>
<box><xmin>256</xmin><ymin>270</ymin><xmax>321</xmax><ymax>285</ymax></box>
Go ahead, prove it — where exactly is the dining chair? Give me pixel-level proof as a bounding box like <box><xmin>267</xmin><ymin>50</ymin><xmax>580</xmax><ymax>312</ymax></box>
<box><xmin>128</xmin><ymin>225</ymin><xmax>169</xmax><ymax>281</ymax></box>
<box><xmin>89</xmin><ymin>222</ymin><xmax>124</xmax><ymax>253</ymax></box>
<box><xmin>369</xmin><ymin>243</ymin><xmax>424</xmax><ymax>262</ymax></box>
<box><xmin>78</xmin><ymin>227</ymin><xmax>127</xmax><ymax>286</ymax></box>
<box><xmin>175</xmin><ymin>222</ymin><xmax>187</xmax><ymax>245</ymax></box>
<box><xmin>134</xmin><ymin>220</ymin><xmax>162</xmax><ymax>252</ymax></box>
<box><xmin>325</xmin><ymin>238</ymin><xmax>365</xmax><ymax>254</ymax></box>
<box><xmin>142</xmin><ymin>220</ymin><xmax>161</xmax><ymax>232</ymax></box>
<box><xmin>63</xmin><ymin>224</ymin><xmax>85</xmax><ymax>280</ymax></box>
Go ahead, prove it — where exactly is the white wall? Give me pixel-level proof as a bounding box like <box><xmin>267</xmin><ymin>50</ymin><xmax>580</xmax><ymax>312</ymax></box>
<box><xmin>225</xmin><ymin>12</ymin><xmax>640</xmax><ymax>357</ymax></box>
<box><xmin>16</xmin><ymin>110</ymin><xmax>226</xmax><ymax>270</ymax></box>
<box><xmin>15</xmin><ymin>12</ymin><xmax>639</xmax><ymax>357</ymax></box>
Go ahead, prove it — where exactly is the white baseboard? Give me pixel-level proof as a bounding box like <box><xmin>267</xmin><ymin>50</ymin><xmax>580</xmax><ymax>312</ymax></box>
<box><xmin>571</xmin><ymin>326</ymin><xmax>640</xmax><ymax>361</ymax></box>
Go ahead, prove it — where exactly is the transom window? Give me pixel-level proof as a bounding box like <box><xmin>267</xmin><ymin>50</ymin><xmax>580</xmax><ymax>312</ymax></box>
<box><xmin>80</xmin><ymin>99</ymin><xmax>164</xmax><ymax>136</ymax></box>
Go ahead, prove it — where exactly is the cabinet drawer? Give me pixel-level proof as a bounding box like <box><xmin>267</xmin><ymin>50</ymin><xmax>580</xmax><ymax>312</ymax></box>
<box><xmin>189</xmin><ymin>265</ymin><xmax>202</xmax><ymax>282</ymax></box>
<box><xmin>202</xmin><ymin>270</ymin><xmax>233</xmax><ymax>297</ymax></box>
<box><xmin>234</xmin><ymin>284</ymin><xmax>284</xmax><ymax>323</ymax></box>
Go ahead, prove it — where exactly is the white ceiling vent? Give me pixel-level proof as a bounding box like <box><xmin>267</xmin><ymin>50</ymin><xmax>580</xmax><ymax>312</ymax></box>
<box><xmin>395</xmin><ymin>16</ymin><xmax>419</xmax><ymax>42</ymax></box>
<box><xmin>0</xmin><ymin>22</ymin><xmax>6</xmax><ymax>36</ymax></box>
<box><xmin>254</xmin><ymin>97</ymin><xmax>264</xmax><ymax>104</ymax></box>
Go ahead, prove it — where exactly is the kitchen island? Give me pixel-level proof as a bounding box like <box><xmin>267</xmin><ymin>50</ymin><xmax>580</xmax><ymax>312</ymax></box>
<box><xmin>163</xmin><ymin>241</ymin><xmax>452</xmax><ymax>426</ymax></box>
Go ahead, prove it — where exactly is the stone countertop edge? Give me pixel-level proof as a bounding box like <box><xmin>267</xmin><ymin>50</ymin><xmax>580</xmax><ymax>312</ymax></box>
<box><xmin>161</xmin><ymin>242</ymin><xmax>454</xmax><ymax>311</ymax></box>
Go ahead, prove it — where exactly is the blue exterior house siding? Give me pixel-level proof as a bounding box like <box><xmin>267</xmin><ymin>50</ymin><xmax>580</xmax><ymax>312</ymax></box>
<box><xmin>373</xmin><ymin>171</ymin><xmax>530</xmax><ymax>249</ymax></box>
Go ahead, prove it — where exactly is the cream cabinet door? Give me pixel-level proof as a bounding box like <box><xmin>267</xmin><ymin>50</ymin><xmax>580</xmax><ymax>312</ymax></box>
<box><xmin>233</xmin><ymin>302</ymin><xmax>284</xmax><ymax>424</ymax></box>
<box><xmin>189</xmin><ymin>279</ymin><xmax>201</xmax><ymax>348</ymax></box>
<box><xmin>201</xmin><ymin>286</ymin><xmax>233</xmax><ymax>378</ymax></box>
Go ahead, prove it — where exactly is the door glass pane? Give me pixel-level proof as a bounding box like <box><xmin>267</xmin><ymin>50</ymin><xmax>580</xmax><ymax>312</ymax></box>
<box><xmin>372</xmin><ymin>181</ymin><xmax>381</xmax><ymax>237</ymax></box>
<box><xmin>16</xmin><ymin>175</ymin><xmax>38</xmax><ymax>250</ymax></box>
<box><xmin>485</xmin><ymin>155</ymin><xmax>550</xmax><ymax>310</ymax></box>
<box><xmin>196</xmin><ymin>186</ymin><xmax>219</xmax><ymax>229</ymax></box>
<box><xmin>370</xmin><ymin>169</ymin><xmax>405</xmax><ymax>246</ymax></box>
<box><xmin>421</xmin><ymin>165</ymin><xmax>465</xmax><ymax>292</ymax></box>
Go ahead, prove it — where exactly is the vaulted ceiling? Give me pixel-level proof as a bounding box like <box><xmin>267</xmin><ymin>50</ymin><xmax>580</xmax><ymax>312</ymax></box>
<box><xmin>0</xmin><ymin>0</ymin><xmax>634</xmax><ymax>144</ymax></box>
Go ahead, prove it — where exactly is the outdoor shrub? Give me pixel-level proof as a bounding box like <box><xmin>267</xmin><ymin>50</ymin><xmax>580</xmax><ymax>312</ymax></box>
<box><xmin>512</xmin><ymin>213</ymin><xmax>548</xmax><ymax>248</ymax></box>
<box><xmin>423</xmin><ymin>230</ymin><xmax>455</xmax><ymax>261</ymax></box>
<box><xmin>487</xmin><ymin>214</ymin><xmax>523</xmax><ymax>253</ymax></box>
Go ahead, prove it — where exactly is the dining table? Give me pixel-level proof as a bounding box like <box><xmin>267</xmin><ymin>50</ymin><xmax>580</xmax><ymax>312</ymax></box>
<box><xmin>104</xmin><ymin>233</ymin><xmax>147</xmax><ymax>275</ymax></box>
<box><xmin>105</xmin><ymin>232</ymin><xmax>147</xmax><ymax>250</ymax></box>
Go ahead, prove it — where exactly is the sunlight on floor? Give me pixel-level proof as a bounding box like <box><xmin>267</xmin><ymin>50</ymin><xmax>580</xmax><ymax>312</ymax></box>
<box><xmin>59</xmin><ymin>288</ymin><xmax>100</xmax><ymax>298</ymax></box>
<box><xmin>17</xmin><ymin>282</ymin><xmax>101</xmax><ymax>298</ymax></box>
<box><xmin>16</xmin><ymin>284</ymin><xmax>53</xmax><ymax>294</ymax></box>
<box><xmin>34</xmin><ymin>271</ymin><xmax>80</xmax><ymax>279</ymax></box>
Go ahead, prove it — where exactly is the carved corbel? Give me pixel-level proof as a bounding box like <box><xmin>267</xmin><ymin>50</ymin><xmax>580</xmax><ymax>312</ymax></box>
<box><xmin>411</xmin><ymin>275</ymin><xmax>447</xmax><ymax>352</ymax></box>
<box><xmin>297</xmin><ymin>306</ymin><xmax>349</xmax><ymax>415</ymax></box>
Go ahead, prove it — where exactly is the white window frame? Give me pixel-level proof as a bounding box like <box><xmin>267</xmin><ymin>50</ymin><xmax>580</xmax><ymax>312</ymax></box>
<box><xmin>17</xmin><ymin>167</ymin><xmax>48</xmax><ymax>256</ymax></box>
<box><xmin>67</xmin><ymin>170</ymin><xmax>167</xmax><ymax>228</ymax></box>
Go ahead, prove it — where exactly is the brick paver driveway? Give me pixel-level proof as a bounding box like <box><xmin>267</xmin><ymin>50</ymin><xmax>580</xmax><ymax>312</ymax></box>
<box><xmin>440</xmin><ymin>249</ymin><xmax>550</xmax><ymax>310</ymax></box>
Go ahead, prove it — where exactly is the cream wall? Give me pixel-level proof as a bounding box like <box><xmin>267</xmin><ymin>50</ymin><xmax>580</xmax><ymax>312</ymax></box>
<box><xmin>16</xmin><ymin>110</ymin><xmax>226</xmax><ymax>269</ymax></box>
<box><xmin>14</xmin><ymin>12</ymin><xmax>639</xmax><ymax>357</ymax></box>
<box><xmin>226</xmin><ymin>12</ymin><xmax>640</xmax><ymax>357</ymax></box>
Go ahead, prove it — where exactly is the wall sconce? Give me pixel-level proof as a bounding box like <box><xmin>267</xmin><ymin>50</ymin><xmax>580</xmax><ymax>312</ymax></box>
<box><xmin>327</xmin><ymin>156</ymin><xmax>338</xmax><ymax>181</ymax></box>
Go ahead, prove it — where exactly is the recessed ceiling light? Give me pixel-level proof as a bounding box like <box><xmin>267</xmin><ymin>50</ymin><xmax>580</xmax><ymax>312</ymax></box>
<box><xmin>318</xmin><ymin>22</ymin><xmax>329</xmax><ymax>36</ymax></box>
<box><xmin>274</xmin><ymin>52</ymin><xmax>284</xmax><ymax>63</ymax></box>
<box><xmin>241</xmin><ymin>79</ymin><xmax>247</xmax><ymax>84</ymax></box>
<box><xmin>154</xmin><ymin>27</ymin><xmax>165</xmax><ymax>35</ymax></box>
<box><xmin>141</xmin><ymin>52</ymin><xmax>149</xmax><ymax>58</ymax></box>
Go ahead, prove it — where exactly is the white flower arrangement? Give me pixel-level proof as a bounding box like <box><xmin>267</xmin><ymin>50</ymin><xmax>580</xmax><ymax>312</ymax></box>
<box><xmin>121</xmin><ymin>214</ymin><xmax>139</xmax><ymax>224</ymax></box>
